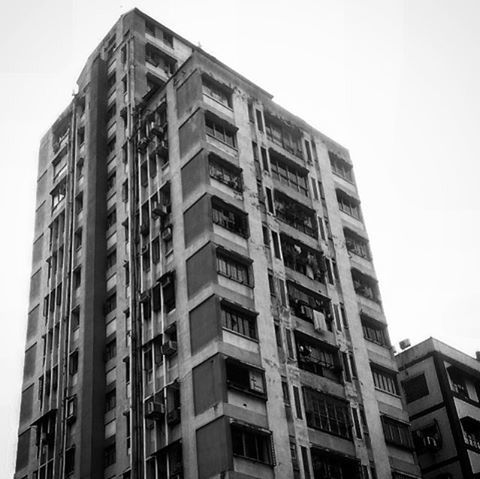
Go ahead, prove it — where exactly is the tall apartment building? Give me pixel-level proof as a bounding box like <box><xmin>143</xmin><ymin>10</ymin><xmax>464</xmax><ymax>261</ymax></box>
<box><xmin>397</xmin><ymin>338</ymin><xmax>480</xmax><ymax>479</ymax></box>
<box><xmin>15</xmin><ymin>9</ymin><xmax>420</xmax><ymax>479</ymax></box>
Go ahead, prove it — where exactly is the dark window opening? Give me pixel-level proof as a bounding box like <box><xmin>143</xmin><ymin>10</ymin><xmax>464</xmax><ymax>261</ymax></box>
<box><xmin>274</xmin><ymin>191</ymin><xmax>316</xmax><ymax>237</ymax></box>
<box><xmin>337</xmin><ymin>190</ymin><xmax>361</xmax><ymax>220</ymax></box>
<box><xmin>205</xmin><ymin>115</ymin><xmax>236</xmax><ymax>148</ymax></box>
<box><xmin>303</xmin><ymin>387</ymin><xmax>352</xmax><ymax>440</ymax></box>
<box><xmin>270</xmin><ymin>150</ymin><xmax>308</xmax><ymax>196</ymax></box>
<box><xmin>202</xmin><ymin>75</ymin><xmax>232</xmax><ymax>108</ymax></box>
<box><xmin>264</xmin><ymin>113</ymin><xmax>303</xmax><ymax>159</ymax></box>
<box><xmin>281</xmin><ymin>234</ymin><xmax>326</xmax><ymax>282</ymax></box>
<box><xmin>221</xmin><ymin>303</ymin><xmax>257</xmax><ymax>340</ymax></box>
<box><xmin>344</xmin><ymin>228</ymin><xmax>370</xmax><ymax>260</ymax></box>
<box><xmin>287</xmin><ymin>281</ymin><xmax>333</xmax><ymax>329</ymax></box>
<box><xmin>371</xmin><ymin>365</ymin><xmax>399</xmax><ymax>395</ymax></box>
<box><xmin>212</xmin><ymin>198</ymin><xmax>249</xmax><ymax>238</ymax></box>
<box><xmin>216</xmin><ymin>252</ymin><xmax>251</xmax><ymax>286</ymax></box>
<box><xmin>231</xmin><ymin>424</ymin><xmax>273</xmax><ymax>465</ymax></box>
<box><xmin>226</xmin><ymin>358</ymin><xmax>265</xmax><ymax>396</ymax></box>
<box><xmin>329</xmin><ymin>151</ymin><xmax>353</xmax><ymax>183</ymax></box>
<box><xmin>361</xmin><ymin>314</ymin><xmax>389</xmax><ymax>347</ymax></box>
<box><xmin>351</xmin><ymin>269</ymin><xmax>380</xmax><ymax>303</ymax></box>
<box><xmin>208</xmin><ymin>153</ymin><xmax>242</xmax><ymax>191</ymax></box>
<box><xmin>295</xmin><ymin>332</ymin><xmax>341</xmax><ymax>381</ymax></box>
<box><xmin>382</xmin><ymin>416</ymin><xmax>413</xmax><ymax>449</ymax></box>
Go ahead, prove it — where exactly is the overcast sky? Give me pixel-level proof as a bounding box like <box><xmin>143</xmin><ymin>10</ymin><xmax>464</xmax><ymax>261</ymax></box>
<box><xmin>1</xmin><ymin>0</ymin><xmax>479</xmax><ymax>475</ymax></box>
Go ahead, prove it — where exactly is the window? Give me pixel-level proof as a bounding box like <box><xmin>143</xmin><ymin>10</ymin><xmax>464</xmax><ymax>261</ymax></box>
<box><xmin>162</xmin><ymin>31</ymin><xmax>173</xmax><ymax>47</ymax></box>
<box><xmin>53</xmin><ymin>155</ymin><xmax>67</xmax><ymax>179</ymax></box>
<box><xmin>65</xmin><ymin>447</ymin><xmax>75</xmax><ymax>476</ymax></box>
<box><xmin>226</xmin><ymin>359</ymin><xmax>265</xmax><ymax>396</ymax></box>
<box><xmin>287</xmin><ymin>282</ymin><xmax>333</xmax><ymax>328</ymax></box>
<box><xmin>107</xmin><ymin>136</ymin><xmax>116</xmax><ymax>156</ymax></box>
<box><xmin>104</xmin><ymin>443</ymin><xmax>116</xmax><ymax>467</ymax></box>
<box><xmin>105</xmin><ymin>339</ymin><xmax>117</xmax><ymax>361</ymax></box>
<box><xmin>107</xmin><ymin>171</ymin><xmax>116</xmax><ymax>192</ymax></box>
<box><xmin>311</xmin><ymin>448</ymin><xmax>361</xmax><ymax>479</ymax></box>
<box><xmin>74</xmin><ymin>228</ymin><xmax>82</xmax><ymax>250</ymax></box>
<box><xmin>344</xmin><ymin>229</ymin><xmax>370</xmax><ymax>260</ymax></box>
<box><xmin>104</xmin><ymin>291</ymin><xmax>117</xmax><ymax>315</ymax></box>
<box><xmin>255</xmin><ymin>109</ymin><xmax>264</xmax><ymax>132</ymax></box>
<box><xmin>293</xmin><ymin>386</ymin><xmax>303</xmax><ymax>419</ymax></box>
<box><xmin>231</xmin><ymin>424</ymin><xmax>273</xmax><ymax>465</ymax></box>
<box><xmin>382</xmin><ymin>416</ymin><xmax>413</xmax><ymax>449</ymax></box>
<box><xmin>281</xmin><ymin>235</ymin><xmax>325</xmax><ymax>282</ymax></box>
<box><xmin>106</xmin><ymin>104</ymin><xmax>116</xmax><ymax>123</ymax></box>
<box><xmin>303</xmin><ymin>387</ymin><xmax>352</xmax><ymax>440</ymax></box>
<box><xmin>329</xmin><ymin>151</ymin><xmax>353</xmax><ymax>183</ymax></box>
<box><xmin>73</xmin><ymin>268</ymin><xmax>81</xmax><ymax>289</ymax></box>
<box><xmin>75</xmin><ymin>192</ymin><xmax>84</xmax><ymax>213</ymax></box>
<box><xmin>217</xmin><ymin>253</ymin><xmax>251</xmax><ymax>286</ymax></box>
<box><xmin>264</xmin><ymin>113</ymin><xmax>303</xmax><ymax>158</ymax></box>
<box><xmin>274</xmin><ymin>191</ymin><xmax>316</xmax><ymax>237</ymax></box>
<box><xmin>281</xmin><ymin>381</ymin><xmax>290</xmax><ymax>406</ymax></box>
<box><xmin>145</xmin><ymin>20</ymin><xmax>155</xmax><ymax>36</ymax></box>
<box><xmin>271</xmin><ymin>231</ymin><xmax>281</xmax><ymax>259</ymax></box>
<box><xmin>202</xmin><ymin>76</ymin><xmax>232</xmax><ymax>108</ymax></box>
<box><xmin>162</xmin><ymin>272</ymin><xmax>176</xmax><ymax>313</ymax></box>
<box><xmin>337</xmin><ymin>190</ymin><xmax>361</xmax><ymax>220</ymax></box>
<box><xmin>51</xmin><ymin>181</ymin><xmax>66</xmax><ymax>210</ymax></box>
<box><xmin>461</xmin><ymin>417</ymin><xmax>480</xmax><ymax>451</ymax></box>
<box><xmin>205</xmin><ymin>116</ymin><xmax>236</xmax><ymax>148</ymax></box>
<box><xmin>361</xmin><ymin>315</ymin><xmax>389</xmax><ymax>346</ymax></box>
<box><xmin>260</xmin><ymin>147</ymin><xmax>269</xmax><ymax>172</ymax></box>
<box><xmin>221</xmin><ymin>303</ymin><xmax>257</xmax><ymax>340</ymax></box>
<box><xmin>145</xmin><ymin>44</ymin><xmax>176</xmax><ymax>74</ymax></box>
<box><xmin>270</xmin><ymin>151</ymin><xmax>308</xmax><ymax>196</ymax></box>
<box><xmin>106</xmin><ymin>249</ymin><xmax>117</xmax><ymax>269</ymax></box>
<box><xmin>402</xmin><ymin>374</ymin><xmax>429</xmax><ymax>403</ymax></box>
<box><xmin>69</xmin><ymin>351</ymin><xmax>79</xmax><ymax>375</ymax></box>
<box><xmin>371</xmin><ymin>365</ymin><xmax>399</xmax><ymax>395</ymax></box>
<box><xmin>448</xmin><ymin>367</ymin><xmax>469</xmax><ymax>398</ymax></box>
<box><xmin>106</xmin><ymin>208</ymin><xmax>117</xmax><ymax>229</ymax></box>
<box><xmin>152</xmin><ymin>237</ymin><xmax>160</xmax><ymax>264</ymax></box>
<box><xmin>413</xmin><ymin>421</ymin><xmax>442</xmax><ymax>453</ymax></box>
<box><xmin>352</xmin><ymin>269</ymin><xmax>380</xmax><ymax>303</ymax></box>
<box><xmin>105</xmin><ymin>389</ymin><xmax>116</xmax><ymax>412</ymax></box>
<box><xmin>296</xmin><ymin>333</ymin><xmax>340</xmax><ymax>381</ymax></box>
<box><xmin>208</xmin><ymin>154</ymin><xmax>242</xmax><ymax>191</ymax></box>
<box><xmin>212</xmin><ymin>199</ymin><xmax>249</xmax><ymax>237</ymax></box>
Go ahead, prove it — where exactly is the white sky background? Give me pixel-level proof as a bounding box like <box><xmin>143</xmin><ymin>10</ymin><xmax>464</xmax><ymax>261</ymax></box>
<box><xmin>1</xmin><ymin>0</ymin><xmax>479</xmax><ymax>474</ymax></box>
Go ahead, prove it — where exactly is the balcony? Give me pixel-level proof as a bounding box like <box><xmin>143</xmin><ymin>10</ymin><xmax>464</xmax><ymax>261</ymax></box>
<box><xmin>274</xmin><ymin>190</ymin><xmax>317</xmax><ymax>238</ymax></box>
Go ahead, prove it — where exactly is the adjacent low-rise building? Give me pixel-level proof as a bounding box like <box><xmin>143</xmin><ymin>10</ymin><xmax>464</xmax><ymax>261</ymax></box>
<box><xmin>397</xmin><ymin>337</ymin><xmax>480</xmax><ymax>479</ymax></box>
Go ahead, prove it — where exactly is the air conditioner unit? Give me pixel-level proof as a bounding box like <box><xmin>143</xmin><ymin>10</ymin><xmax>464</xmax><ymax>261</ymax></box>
<box><xmin>313</xmin><ymin>310</ymin><xmax>327</xmax><ymax>333</ymax></box>
<box><xmin>166</xmin><ymin>408</ymin><xmax>181</xmax><ymax>425</ymax></box>
<box><xmin>152</xmin><ymin>203</ymin><xmax>169</xmax><ymax>218</ymax></box>
<box><xmin>139</xmin><ymin>291</ymin><xmax>150</xmax><ymax>303</ymax></box>
<box><xmin>169</xmin><ymin>474</ymin><xmax>182</xmax><ymax>479</ymax></box>
<box><xmin>150</xmin><ymin>123</ymin><xmax>165</xmax><ymax>137</ymax></box>
<box><xmin>161</xmin><ymin>340</ymin><xmax>177</xmax><ymax>356</ymax></box>
<box><xmin>161</xmin><ymin>226</ymin><xmax>173</xmax><ymax>241</ymax></box>
<box><xmin>145</xmin><ymin>398</ymin><xmax>165</xmax><ymax>419</ymax></box>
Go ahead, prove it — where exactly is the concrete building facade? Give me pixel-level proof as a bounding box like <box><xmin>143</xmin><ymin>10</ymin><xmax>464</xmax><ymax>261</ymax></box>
<box><xmin>15</xmin><ymin>9</ymin><xmax>420</xmax><ymax>479</ymax></box>
<box><xmin>397</xmin><ymin>338</ymin><xmax>480</xmax><ymax>479</ymax></box>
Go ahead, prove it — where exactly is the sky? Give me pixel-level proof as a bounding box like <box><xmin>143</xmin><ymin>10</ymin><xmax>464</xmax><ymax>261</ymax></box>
<box><xmin>1</xmin><ymin>0</ymin><xmax>479</xmax><ymax>475</ymax></box>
